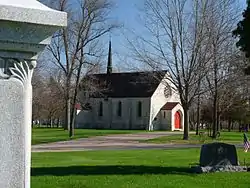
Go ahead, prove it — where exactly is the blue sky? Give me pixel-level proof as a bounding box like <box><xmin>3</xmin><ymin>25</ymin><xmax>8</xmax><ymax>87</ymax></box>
<box><xmin>102</xmin><ymin>0</ymin><xmax>247</xmax><ymax>72</ymax></box>
<box><xmin>103</xmin><ymin>0</ymin><xmax>142</xmax><ymax>71</ymax></box>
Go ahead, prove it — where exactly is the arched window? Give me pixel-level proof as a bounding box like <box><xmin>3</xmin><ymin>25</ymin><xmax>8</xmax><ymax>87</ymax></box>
<box><xmin>117</xmin><ymin>101</ymin><xmax>122</xmax><ymax>117</ymax></box>
<box><xmin>137</xmin><ymin>101</ymin><xmax>142</xmax><ymax>117</ymax></box>
<box><xmin>98</xmin><ymin>101</ymin><xmax>103</xmax><ymax>116</ymax></box>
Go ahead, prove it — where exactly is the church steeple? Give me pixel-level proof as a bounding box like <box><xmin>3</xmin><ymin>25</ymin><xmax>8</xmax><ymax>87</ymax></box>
<box><xmin>107</xmin><ymin>39</ymin><xmax>112</xmax><ymax>75</ymax></box>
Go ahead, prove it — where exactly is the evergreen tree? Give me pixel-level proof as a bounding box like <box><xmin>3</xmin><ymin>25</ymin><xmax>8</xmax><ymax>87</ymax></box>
<box><xmin>233</xmin><ymin>1</ymin><xmax>250</xmax><ymax>74</ymax></box>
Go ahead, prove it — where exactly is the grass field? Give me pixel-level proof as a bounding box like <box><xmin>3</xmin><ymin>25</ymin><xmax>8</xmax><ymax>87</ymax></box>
<box><xmin>31</xmin><ymin>149</ymin><xmax>250</xmax><ymax>188</ymax></box>
<box><xmin>142</xmin><ymin>131</ymin><xmax>246</xmax><ymax>144</ymax></box>
<box><xmin>32</xmin><ymin>128</ymin><xmax>143</xmax><ymax>145</ymax></box>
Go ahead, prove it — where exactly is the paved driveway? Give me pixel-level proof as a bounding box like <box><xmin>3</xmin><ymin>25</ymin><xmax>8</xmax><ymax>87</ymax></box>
<box><xmin>32</xmin><ymin>131</ymin><xmax>182</xmax><ymax>152</ymax></box>
<box><xmin>32</xmin><ymin>131</ymin><xmax>243</xmax><ymax>152</ymax></box>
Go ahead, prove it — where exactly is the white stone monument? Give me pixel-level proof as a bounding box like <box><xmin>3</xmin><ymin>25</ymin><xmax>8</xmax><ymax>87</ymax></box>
<box><xmin>0</xmin><ymin>1</ymin><xmax>67</xmax><ymax>187</ymax></box>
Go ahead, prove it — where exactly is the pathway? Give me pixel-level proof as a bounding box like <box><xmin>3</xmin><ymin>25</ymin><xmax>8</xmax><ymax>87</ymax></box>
<box><xmin>32</xmin><ymin>131</ymin><xmax>243</xmax><ymax>152</ymax></box>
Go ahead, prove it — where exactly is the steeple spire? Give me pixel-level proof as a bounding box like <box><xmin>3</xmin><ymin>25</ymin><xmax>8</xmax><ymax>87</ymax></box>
<box><xmin>107</xmin><ymin>39</ymin><xmax>112</xmax><ymax>75</ymax></box>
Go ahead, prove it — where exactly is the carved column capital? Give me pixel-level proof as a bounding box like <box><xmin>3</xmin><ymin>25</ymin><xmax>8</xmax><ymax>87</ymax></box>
<box><xmin>0</xmin><ymin>58</ymin><xmax>36</xmax><ymax>87</ymax></box>
<box><xmin>30</xmin><ymin>60</ymin><xmax>37</xmax><ymax>69</ymax></box>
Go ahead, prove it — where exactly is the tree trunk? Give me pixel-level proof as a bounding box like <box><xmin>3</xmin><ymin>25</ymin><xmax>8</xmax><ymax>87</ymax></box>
<box><xmin>183</xmin><ymin>105</ymin><xmax>189</xmax><ymax>140</ymax></box>
<box><xmin>69</xmin><ymin>105</ymin><xmax>76</xmax><ymax>138</ymax></box>
<box><xmin>64</xmin><ymin>109</ymin><xmax>67</xmax><ymax>130</ymax></box>
<box><xmin>227</xmin><ymin>119</ymin><xmax>231</xmax><ymax>132</ymax></box>
<box><xmin>212</xmin><ymin>46</ymin><xmax>219</xmax><ymax>138</ymax></box>
<box><xmin>56</xmin><ymin>118</ymin><xmax>60</xmax><ymax>128</ymax></box>
<box><xmin>69</xmin><ymin>62</ymin><xmax>83</xmax><ymax>138</ymax></box>
<box><xmin>196</xmin><ymin>94</ymin><xmax>200</xmax><ymax>135</ymax></box>
<box><xmin>50</xmin><ymin>118</ymin><xmax>53</xmax><ymax>128</ymax></box>
<box><xmin>64</xmin><ymin>76</ymin><xmax>71</xmax><ymax>131</ymax></box>
<box><xmin>66</xmin><ymin>98</ymin><xmax>71</xmax><ymax>130</ymax></box>
<box><xmin>212</xmin><ymin>93</ymin><xmax>217</xmax><ymax>138</ymax></box>
<box><xmin>216</xmin><ymin>112</ymin><xmax>220</xmax><ymax>132</ymax></box>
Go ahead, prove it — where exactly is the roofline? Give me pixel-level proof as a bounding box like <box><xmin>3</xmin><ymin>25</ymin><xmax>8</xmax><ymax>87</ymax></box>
<box><xmin>89</xmin><ymin>69</ymin><xmax>168</xmax><ymax>76</ymax></box>
<box><xmin>91</xmin><ymin>96</ymin><xmax>151</xmax><ymax>99</ymax></box>
<box><xmin>161</xmin><ymin>102</ymin><xmax>180</xmax><ymax>110</ymax></box>
<box><xmin>150</xmin><ymin>71</ymin><xmax>170</xmax><ymax>97</ymax></box>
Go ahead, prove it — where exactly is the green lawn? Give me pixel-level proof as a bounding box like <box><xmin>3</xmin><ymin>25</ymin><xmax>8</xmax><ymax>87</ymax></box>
<box><xmin>31</xmin><ymin>149</ymin><xmax>250</xmax><ymax>188</ymax></box>
<box><xmin>142</xmin><ymin>131</ymin><xmax>246</xmax><ymax>144</ymax></box>
<box><xmin>32</xmin><ymin>128</ymin><xmax>143</xmax><ymax>145</ymax></box>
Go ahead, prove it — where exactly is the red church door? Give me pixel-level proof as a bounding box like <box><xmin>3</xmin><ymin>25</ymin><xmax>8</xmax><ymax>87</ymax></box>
<box><xmin>174</xmin><ymin>111</ymin><xmax>181</xmax><ymax>129</ymax></box>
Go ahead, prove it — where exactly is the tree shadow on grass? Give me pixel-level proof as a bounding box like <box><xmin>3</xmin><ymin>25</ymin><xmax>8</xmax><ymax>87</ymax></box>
<box><xmin>32</xmin><ymin>165</ymin><xmax>196</xmax><ymax>176</ymax></box>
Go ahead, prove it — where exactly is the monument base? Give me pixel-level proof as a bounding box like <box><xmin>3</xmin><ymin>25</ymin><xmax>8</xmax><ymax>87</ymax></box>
<box><xmin>0</xmin><ymin>1</ymin><xmax>67</xmax><ymax>188</ymax></box>
<box><xmin>0</xmin><ymin>78</ymin><xmax>30</xmax><ymax>188</ymax></box>
<box><xmin>191</xmin><ymin>165</ymin><xmax>248</xmax><ymax>173</ymax></box>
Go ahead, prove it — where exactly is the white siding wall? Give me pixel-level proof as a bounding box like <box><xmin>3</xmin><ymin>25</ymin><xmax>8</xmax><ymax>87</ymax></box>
<box><xmin>159</xmin><ymin>110</ymin><xmax>172</xmax><ymax>130</ymax></box>
<box><xmin>149</xmin><ymin>76</ymin><xmax>181</xmax><ymax>130</ymax></box>
<box><xmin>75</xmin><ymin>110</ymin><xmax>91</xmax><ymax>128</ymax></box>
<box><xmin>76</xmin><ymin>97</ymin><xmax>151</xmax><ymax>130</ymax></box>
<box><xmin>151</xmin><ymin>110</ymin><xmax>171</xmax><ymax>130</ymax></box>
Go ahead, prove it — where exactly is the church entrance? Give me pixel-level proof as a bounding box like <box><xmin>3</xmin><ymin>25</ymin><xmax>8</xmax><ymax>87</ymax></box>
<box><xmin>174</xmin><ymin>111</ymin><xmax>181</xmax><ymax>129</ymax></box>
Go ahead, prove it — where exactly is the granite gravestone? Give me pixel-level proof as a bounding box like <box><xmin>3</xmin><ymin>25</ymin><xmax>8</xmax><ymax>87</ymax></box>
<box><xmin>192</xmin><ymin>142</ymin><xmax>247</xmax><ymax>173</ymax></box>
<box><xmin>200</xmin><ymin>142</ymin><xmax>238</xmax><ymax>167</ymax></box>
<box><xmin>0</xmin><ymin>1</ymin><xmax>67</xmax><ymax>188</ymax></box>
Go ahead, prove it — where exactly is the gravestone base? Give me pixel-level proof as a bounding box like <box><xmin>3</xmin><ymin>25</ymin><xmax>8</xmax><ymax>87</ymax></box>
<box><xmin>191</xmin><ymin>165</ymin><xmax>248</xmax><ymax>173</ymax></box>
<box><xmin>192</xmin><ymin>142</ymin><xmax>250</xmax><ymax>174</ymax></box>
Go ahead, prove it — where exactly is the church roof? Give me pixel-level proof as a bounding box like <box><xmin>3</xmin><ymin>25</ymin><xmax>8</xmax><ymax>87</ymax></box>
<box><xmin>83</xmin><ymin>70</ymin><xmax>168</xmax><ymax>98</ymax></box>
<box><xmin>161</xmin><ymin>102</ymin><xmax>180</xmax><ymax>110</ymax></box>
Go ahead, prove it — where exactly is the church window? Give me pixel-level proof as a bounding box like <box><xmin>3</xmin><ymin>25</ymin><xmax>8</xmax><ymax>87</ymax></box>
<box><xmin>137</xmin><ymin>101</ymin><xmax>142</xmax><ymax>117</ymax></box>
<box><xmin>117</xmin><ymin>101</ymin><xmax>122</xmax><ymax>117</ymax></box>
<box><xmin>163</xmin><ymin>111</ymin><xmax>166</xmax><ymax>118</ymax></box>
<box><xmin>98</xmin><ymin>101</ymin><xmax>103</xmax><ymax>116</ymax></box>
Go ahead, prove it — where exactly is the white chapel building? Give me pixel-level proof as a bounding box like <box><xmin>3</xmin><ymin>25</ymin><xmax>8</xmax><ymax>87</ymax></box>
<box><xmin>76</xmin><ymin>41</ymin><xmax>184</xmax><ymax>131</ymax></box>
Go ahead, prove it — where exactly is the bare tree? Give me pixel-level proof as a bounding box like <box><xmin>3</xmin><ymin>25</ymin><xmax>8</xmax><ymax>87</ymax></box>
<box><xmin>42</xmin><ymin>0</ymin><xmax>119</xmax><ymax>137</ymax></box>
<box><xmin>32</xmin><ymin>68</ymin><xmax>46</xmax><ymax>127</ymax></box>
<box><xmin>203</xmin><ymin>0</ymin><xmax>242</xmax><ymax>138</ymax></box>
<box><xmin>32</xmin><ymin>66</ymin><xmax>65</xmax><ymax>128</ymax></box>
<box><xmin>44</xmin><ymin>76</ymin><xmax>65</xmax><ymax>127</ymax></box>
<box><xmin>127</xmin><ymin>0</ymin><xmax>214</xmax><ymax>140</ymax></box>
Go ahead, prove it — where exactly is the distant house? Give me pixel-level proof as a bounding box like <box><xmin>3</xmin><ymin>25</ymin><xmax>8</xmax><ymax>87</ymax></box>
<box><xmin>75</xmin><ymin>41</ymin><xmax>184</xmax><ymax>131</ymax></box>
